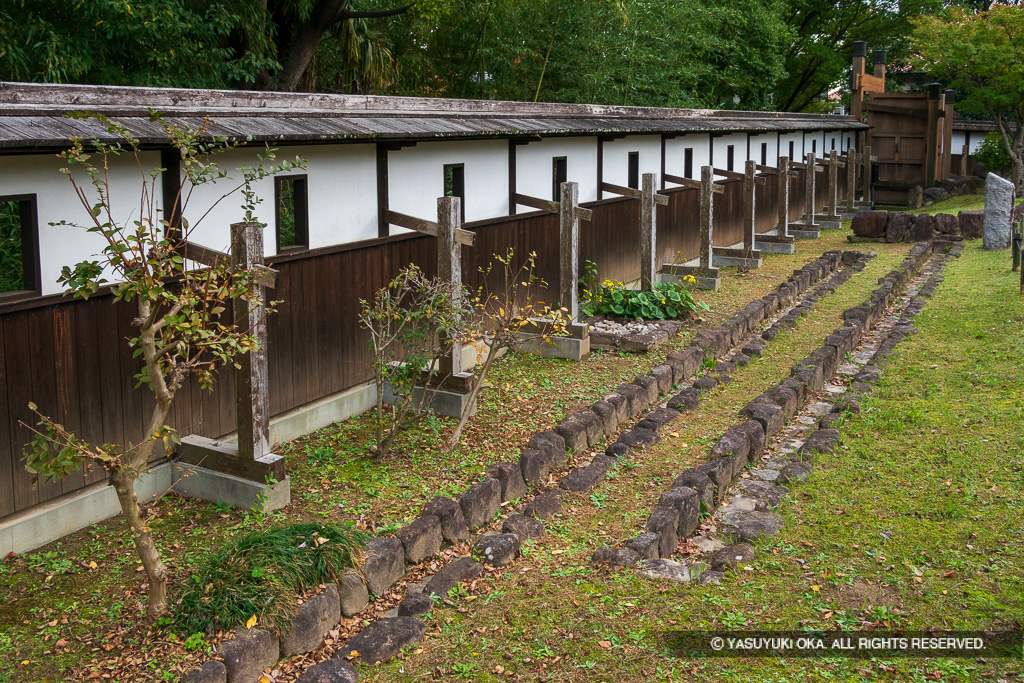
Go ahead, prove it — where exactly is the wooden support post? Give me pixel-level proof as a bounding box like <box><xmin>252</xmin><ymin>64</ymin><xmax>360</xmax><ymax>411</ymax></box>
<box><xmin>437</xmin><ymin>195</ymin><xmax>463</xmax><ymax>378</ymax></box>
<box><xmin>777</xmin><ymin>156</ymin><xmax>793</xmax><ymax>235</ymax></box>
<box><xmin>960</xmin><ymin>143</ymin><xmax>970</xmax><ymax>177</ymax></box>
<box><xmin>824</xmin><ymin>150</ymin><xmax>845</xmax><ymax>219</ymax></box>
<box><xmin>230</xmin><ymin>222</ymin><xmax>271</xmax><ymax>462</ymax></box>
<box><xmin>862</xmin><ymin>144</ymin><xmax>873</xmax><ymax>207</ymax></box>
<box><xmin>699</xmin><ymin>166</ymin><xmax>724</xmax><ymax>271</ymax></box>
<box><xmin>640</xmin><ymin>173</ymin><xmax>669</xmax><ymax>291</ymax></box>
<box><xmin>801</xmin><ymin>152</ymin><xmax>819</xmax><ymax>225</ymax></box>
<box><xmin>559</xmin><ymin>181</ymin><xmax>593</xmax><ymax>321</ymax></box>
<box><xmin>743</xmin><ymin>159</ymin><xmax>764</xmax><ymax>253</ymax></box>
<box><xmin>925</xmin><ymin>84</ymin><xmax>942</xmax><ymax>188</ymax></box>
<box><xmin>845</xmin><ymin>148</ymin><xmax>858</xmax><ymax>212</ymax></box>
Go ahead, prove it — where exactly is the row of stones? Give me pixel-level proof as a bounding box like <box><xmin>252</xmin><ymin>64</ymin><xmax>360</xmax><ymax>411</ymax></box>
<box><xmin>185</xmin><ymin>249</ymin><xmax>857</xmax><ymax>683</ymax></box>
<box><xmin>700</xmin><ymin>241</ymin><xmax>964</xmax><ymax>584</ymax></box>
<box><xmin>590</xmin><ymin>242</ymin><xmax>938</xmax><ymax>576</ymax></box>
<box><xmin>852</xmin><ymin>209</ymin><xmax>984</xmax><ymax>244</ymax></box>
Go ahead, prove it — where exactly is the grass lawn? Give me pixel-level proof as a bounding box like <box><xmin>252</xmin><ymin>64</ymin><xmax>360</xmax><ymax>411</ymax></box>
<box><xmin>2</xmin><ymin>196</ymin><xmax>1017</xmax><ymax>681</ymax></box>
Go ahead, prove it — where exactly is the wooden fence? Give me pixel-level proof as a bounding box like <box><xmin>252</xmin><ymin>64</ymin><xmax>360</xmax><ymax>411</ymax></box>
<box><xmin>0</xmin><ymin>162</ymin><xmax>845</xmax><ymax>518</ymax></box>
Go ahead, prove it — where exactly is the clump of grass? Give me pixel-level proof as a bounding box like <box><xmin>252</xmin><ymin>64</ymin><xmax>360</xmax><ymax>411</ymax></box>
<box><xmin>172</xmin><ymin>522</ymin><xmax>367</xmax><ymax>635</ymax></box>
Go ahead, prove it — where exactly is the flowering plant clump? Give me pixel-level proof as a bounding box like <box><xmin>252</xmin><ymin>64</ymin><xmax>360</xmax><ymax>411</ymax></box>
<box><xmin>581</xmin><ymin>273</ymin><xmax>702</xmax><ymax>320</ymax></box>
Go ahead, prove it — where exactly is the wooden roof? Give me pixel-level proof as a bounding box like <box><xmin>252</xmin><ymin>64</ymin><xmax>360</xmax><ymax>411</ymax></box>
<box><xmin>0</xmin><ymin>82</ymin><xmax>868</xmax><ymax>153</ymax></box>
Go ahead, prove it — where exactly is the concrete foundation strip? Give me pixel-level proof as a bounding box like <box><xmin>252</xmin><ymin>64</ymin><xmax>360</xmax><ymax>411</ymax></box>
<box><xmin>588</xmin><ymin>241</ymin><xmax>960</xmax><ymax>584</ymax></box>
<box><xmin>186</xmin><ymin>248</ymin><xmax>882</xmax><ymax>682</ymax></box>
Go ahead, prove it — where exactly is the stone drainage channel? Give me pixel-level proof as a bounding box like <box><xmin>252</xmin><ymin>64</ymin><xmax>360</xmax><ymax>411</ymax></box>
<box><xmin>591</xmin><ymin>241</ymin><xmax>960</xmax><ymax>588</ymax></box>
<box><xmin>185</xmin><ymin>248</ymin><xmax>884</xmax><ymax>683</ymax></box>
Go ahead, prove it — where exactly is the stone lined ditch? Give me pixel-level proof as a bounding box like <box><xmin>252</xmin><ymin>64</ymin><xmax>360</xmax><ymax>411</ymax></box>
<box><xmin>184</xmin><ymin>248</ymin><xmax>886</xmax><ymax>682</ymax></box>
<box><xmin>586</xmin><ymin>241</ymin><xmax>960</xmax><ymax>588</ymax></box>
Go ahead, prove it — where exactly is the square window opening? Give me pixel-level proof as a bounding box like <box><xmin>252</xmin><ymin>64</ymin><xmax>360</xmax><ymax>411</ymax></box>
<box><xmin>552</xmin><ymin>157</ymin><xmax>567</xmax><ymax>202</ymax></box>
<box><xmin>275</xmin><ymin>175</ymin><xmax>309</xmax><ymax>252</ymax></box>
<box><xmin>443</xmin><ymin>163</ymin><xmax>466</xmax><ymax>221</ymax></box>
<box><xmin>0</xmin><ymin>195</ymin><xmax>39</xmax><ymax>297</ymax></box>
<box><xmin>627</xmin><ymin>152</ymin><xmax>640</xmax><ymax>189</ymax></box>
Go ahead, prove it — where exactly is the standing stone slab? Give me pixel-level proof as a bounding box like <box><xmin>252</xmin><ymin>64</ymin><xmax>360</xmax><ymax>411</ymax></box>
<box><xmin>337</xmin><ymin>617</ymin><xmax>427</xmax><ymax>665</ymax></box>
<box><xmin>625</xmin><ymin>533</ymin><xmax>661</xmax><ymax>560</ymax></box>
<box><xmin>522</xmin><ymin>489</ymin><xmax>563</xmax><ymax>519</ymax></box>
<box><xmin>281</xmin><ymin>585</ymin><xmax>341</xmax><ymax>657</ymax></box>
<box><xmin>984</xmin><ymin>172</ymin><xmax>1014</xmax><ymax>250</ymax></box>
<box><xmin>645</xmin><ymin>507</ymin><xmax>680</xmax><ymax>558</ymax></box>
<box><xmin>487</xmin><ymin>462</ymin><xmax>528</xmax><ymax>502</ymax></box>
<box><xmin>362</xmin><ymin>537</ymin><xmax>405</xmax><ymax>597</ymax></box>
<box><xmin>421</xmin><ymin>496</ymin><xmax>469</xmax><ymax>544</ymax></box>
<box><xmin>528</xmin><ymin>431</ymin><xmax>567</xmax><ymax>467</ymax></box>
<box><xmin>658</xmin><ymin>486</ymin><xmax>700</xmax><ymax>538</ymax></box>
<box><xmin>221</xmin><ymin>629</ymin><xmax>279</xmax><ymax>683</ymax></box>
<box><xmin>339</xmin><ymin>572</ymin><xmax>369</xmax><ymax>618</ymax></box>
<box><xmin>459</xmin><ymin>478</ymin><xmax>501</xmax><ymax>530</ymax></box>
<box><xmin>592</xmin><ymin>547</ymin><xmax>642</xmax><ymax>567</ymax></box>
<box><xmin>590</xmin><ymin>399</ymin><xmax>620</xmax><ymax>437</ymax></box>
<box><xmin>673</xmin><ymin>470</ymin><xmax>715</xmax><ymax>511</ymax></box>
<box><xmin>396</xmin><ymin>515</ymin><xmax>443</xmax><ymax>564</ymax></box>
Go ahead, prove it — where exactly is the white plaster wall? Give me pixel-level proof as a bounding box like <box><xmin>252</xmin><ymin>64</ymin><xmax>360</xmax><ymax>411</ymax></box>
<box><xmin>749</xmin><ymin>133</ymin><xmax>779</xmax><ymax>168</ymax></box>
<box><xmin>951</xmin><ymin>132</ymin><xmax>984</xmax><ymax>154</ymax></box>
<box><xmin>0</xmin><ymin>152</ymin><xmax>163</xmax><ymax>296</ymax></box>
<box><xmin>711</xmin><ymin>132</ymin><xmax>749</xmax><ymax>175</ymax></box>
<box><xmin>602</xmin><ymin>135</ymin><xmax>662</xmax><ymax>189</ymax></box>
<box><xmin>387</xmin><ymin>139</ymin><xmax>509</xmax><ymax>228</ymax></box>
<box><xmin>515</xmin><ymin>137</ymin><xmax>598</xmax><ymax>205</ymax></box>
<box><xmin>664</xmin><ymin>134</ymin><xmax>711</xmax><ymax>187</ymax></box>
<box><xmin>179</xmin><ymin>143</ymin><xmax>378</xmax><ymax>255</ymax></box>
<box><xmin>779</xmin><ymin>132</ymin><xmax>805</xmax><ymax>162</ymax></box>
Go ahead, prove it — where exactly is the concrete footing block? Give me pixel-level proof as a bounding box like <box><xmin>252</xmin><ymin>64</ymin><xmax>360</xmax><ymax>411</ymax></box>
<box><xmin>754</xmin><ymin>239</ymin><xmax>796</xmax><ymax>254</ymax></box>
<box><xmin>790</xmin><ymin>228</ymin><xmax>821</xmax><ymax>240</ymax></box>
<box><xmin>517</xmin><ymin>333</ymin><xmax>590</xmax><ymax>361</ymax></box>
<box><xmin>171</xmin><ymin>463</ymin><xmax>291</xmax><ymax>511</ymax></box>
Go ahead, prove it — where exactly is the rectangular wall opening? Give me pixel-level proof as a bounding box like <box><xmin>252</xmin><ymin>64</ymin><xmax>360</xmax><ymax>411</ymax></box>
<box><xmin>627</xmin><ymin>152</ymin><xmax>640</xmax><ymax>189</ymax></box>
<box><xmin>761</xmin><ymin>142</ymin><xmax>768</xmax><ymax>166</ymax></box>
<box><xmin>0</xmin><ymin>194</ymin><xmax>39</xmax><ymax>298</ymax></box>
<box><xmin>684</xmin><ymin>148</ymin><xmax>694</xmax><ymax>179</ymax></box>
<box><xmin>275</xmin><ymin>175</ymin><xmax>309</xmax><ymax>253</ymax></box>
<box><xmin>552</xmin><ymin>156</ymin><xmax>567</xmax><ymax>201</ymax></box>
<box><xmin>727</xmin><ymin>145</ymin><xmax>735</xmax><ymax>172</ymax></box>
<box><xmin>788</xmin><ymin>140</ymin><xmax>795</xmax><ymax>160</ymax></box>
<box><xmin>812</xmin><ymin>139</ymin><xmax>817</xmax><ymax>154</ymax></box>
<box><xmin>443</xmin><ymin>163</ymin><xmax>466</xmax><ymax>221</ymax></box>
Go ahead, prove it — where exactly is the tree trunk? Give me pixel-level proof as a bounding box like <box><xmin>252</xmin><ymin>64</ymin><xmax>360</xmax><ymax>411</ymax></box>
<box><xmin>111</xmin><ymin>467</ymin><xmax>168</xmax><ymax>618</ymax></box>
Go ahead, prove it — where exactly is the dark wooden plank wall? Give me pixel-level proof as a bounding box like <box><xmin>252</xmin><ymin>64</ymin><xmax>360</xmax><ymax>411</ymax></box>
<box><xmin>0</xmin><ymin>158</ymin><xmax>852</xmax><ymax>518</ymax></box>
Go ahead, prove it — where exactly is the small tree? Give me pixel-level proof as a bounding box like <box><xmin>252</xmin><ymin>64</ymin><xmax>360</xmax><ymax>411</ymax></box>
<box><xmin>445</xmin><ymin>249</ymin><xmax>566</xmax><ymax>449</ymax></box>
<box><xmin>21</xmin><ymin>113</ymin><xmax>304</xmax><ymax>618</ymax></box>
<box><xmin>359</xmin><ymin>264</ymin><xmax>475</xmax><ymax>460</ymax></box>
<box><xmin>914</xmin><ymin>5</ymin><xmax>1024</xmax><ymax>190</ymax></box>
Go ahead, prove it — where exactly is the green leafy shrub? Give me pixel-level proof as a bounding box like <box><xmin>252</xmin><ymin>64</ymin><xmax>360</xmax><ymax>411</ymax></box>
<box><xmin>581</xmin><ymin>276</ymin><xmax>700</xmax><ymax>320</ymax></box>
<box><xmin>973</xmin><ymin>132</ymin><xmax>1011</xmax><ymax>176</ymax></box>
<box><xmin>172</xmin><ymin>522</ymin><xmax>367</xmax><ymax>635</ymax></box>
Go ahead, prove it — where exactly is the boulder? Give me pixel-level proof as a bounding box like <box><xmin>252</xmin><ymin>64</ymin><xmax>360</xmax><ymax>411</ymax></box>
<box><xmin>700</xmin><ymin>570</ymin><xmax>725</xmax><ymax>585</ymax></box>
<box><xmin>658</xmin><ymin>486</ymin><xmax>699</xmax><ymax>537</ymax></box>
<box><xmin>710</xmin><ymin>543</ymin><xmax>756</xmax><ymax>572</ymax></box>
<box><xmin>502</xmin><ymin>512</ymin><xmax>544</xmax><ymax>539</ymax></box>
<box><xmin>336</xmin><ymin>617</ymin><xmax>427</xmax><ymax>665</ymax></box>
<box><xmin>637</xmin><ymin>559</ymin><xmax>706</xmax><ymax>583</ymax></box>
<box><xmin>778</xmin><ymin>461</ymin><xmax>813</xmax><ymax>484</ymax></box>
<box><xmin>615</xmin><ymin>383</ymin><xmax>650</xmax><ymax>416</ymax></box>
<box><xmin>666</xmin><ymin>388</ymin><xmax>699</xmax><ymax>412</ymax></box>
<box><xmin>421</xmin><ymin>497</ymin><xmax>469</xmax><ymax>544</ymax></box>
<box><xmin>519</xmin><ymin>448</ymin><xmax>553</xmax><ymax>486</ymax></box>
<box><xmin>740</xmin><ymin>402</ymin><xmax>785</xmax><ymax>439</ymax></box>
<box><xmin>522</xmin><ymin>489</ymin><xmax>563</xmax><ymax>520</ymax></box>
<box><xmin>396</xmin><ymin>516</ymin><xmax>442</xmax><ymax>564</ymax></box>
<box><xmin>338</xmin><ymin>573</ymin><xmax>369</xmax><ymax>618</ymax></box>
<box><xmin>852</xmin><ymin>210</ymin><xmax>887</xmax><ymax>238</ymax></box>
<box><xmin>458</xmin><ymin>478</ymin><xmax>501</xmax><ymax>530</ymax></box>
<box><xmin>362</xmin><ymin>537</ymin><xmax>404</xmax><ymax>596</ymax></box>
<box><xmin>673</xmin><ymin>470</ymin><xmax>715</xmax><ymax>512</ymax></box>
<box><xmin>559</xmin><ymin>461</ymin><xmax>608</xmax><ymax>493</ymax></box>
<box><xmin>422</xmin><ymin>557</ymin><xmax>483</xmax><ymax>598</ymax></box>
<box><xmin>616</xmin><ymin>428</ymin><xmax>660</xmax><ymax>450</ymax></box>
<box><xmin>487</xmin><ymin>462</ymin><xmax>527</xmax><ymax>502</ymax></box>
<box><xmin>295</xmin><ymin>660</ymin><xmax>359</xmax><ymax>683</ymax></box>
<box><xmin>528</xmin><ymin>430</ymin><xmax>567</xmax><ymax>467</ymax></box>
<box><xmin>632</xmin><ymin>376</ymin><xmax>660</xmax><ymax>404</ymax></box>
<box><xmin>590</xmin><ymin>400</ymin><xmax>620</xmax><ymax>437</ymax></box>
<box><xmin>721</xmin><ymin>510</ymin><xmax>784</xmax><ymax>542</ymax></box>
<box><xmin>601</xmin><ymin>392</ymin><xmax>629</xmax><ymax>423</ymax></box>
<box><xmin>281</xmin><ymin>585</ymin><xmax>341</xmax><ymax>657</ymax></box>
<box><xmin>885</xmin><ymin>211</ymin><xmax>913</xmax><ymax>243</ymax></box>
<box><xmin>651</xmin><ymin>365</ymin><xmax>674</xmax><ymax>395</ymax></box>
<box><xmin>625</xmin><ymin>533</ymin><xmax>661</xmax><ymax>560</ymax></box>
<box><xmin>933</xmin><ymin>212</ymin><xmax>959</xmax><ymax>236</ymax></box>
<box><xmin>737</xmin><ymin>479</ymin><xmax>788</xmax><ymax>510</ymax></box>
<box><xmin>592</xmin><ymin>546</ymin><xmax>641</xmax><ymax>567</ymax></box>
<box><xmin>397</xmin><ymin>592</ymin><xmax>433</xmax><ymax>617</ymax></box>
<box><xmin>734</xmin><ymin>420</ymin><xmax>766</xmax><ymax>462</ymax></box>
<box><xmin>693</xmin><ymin>375</ymin><xmax>719</xmax><ymax>393</ymax></box>
<box><xmin>221</xmin><ymin>629</ymin><xmax>279</xmax><ymax>683</ymax></box>
<box><xmin>605</xmin><ymin>442</ymin><xmax>633</xmax><ymax>458</ymax></box>
<box><xmin>754</xmin><ymin>385</ymin><xmax>799</xmax><ymax>418</ymax></box>
<box><xmin>184</xmin><ymin>661</ymin><xmax>227</xmax><ymax>683</ymax></box>
<box><xmin>473</xmin><ymin>533</ymin><xmax>521</xmax><ymax>567</ymax></box>
<box><xmin>636</xmin><ymin>407</ymin><xmax>681</xmax><ymax>432</ymax></box>
<box><xmin>910</xmin><ymin>213</ymin><xmax>934</xmax><ymax>241</ymax></box>
<box><xmin>645</xmin><ymin>507</ymin><xmax>681</xmax><ymax>557</ymax></box>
